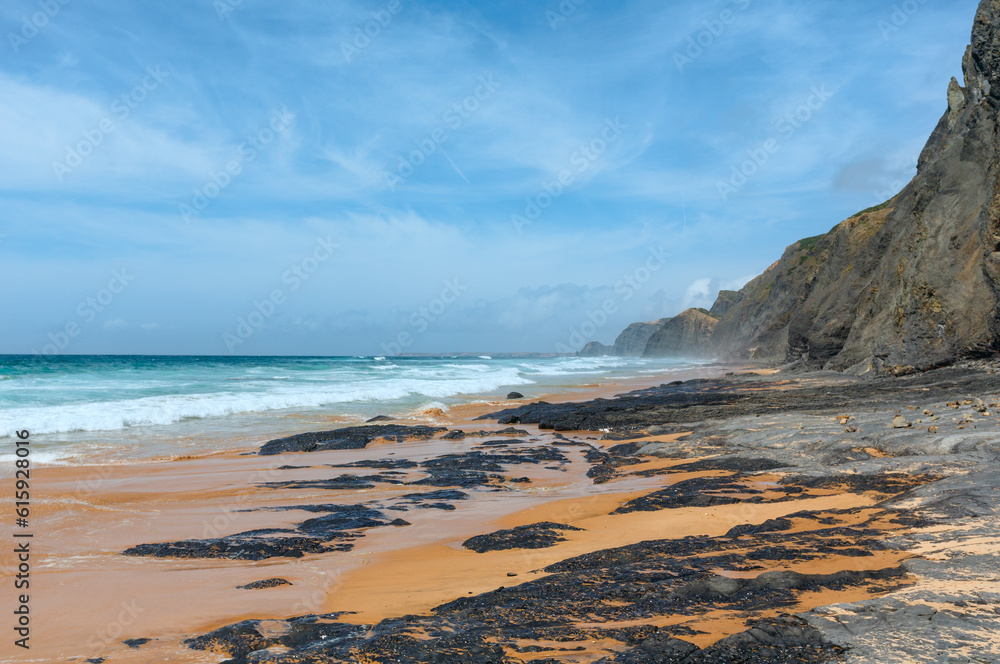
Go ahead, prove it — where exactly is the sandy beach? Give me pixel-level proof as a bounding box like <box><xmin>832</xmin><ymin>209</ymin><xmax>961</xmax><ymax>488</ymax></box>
<box><xmin>8</xmin><ymin>362</ymin><xmax>998</xmax><ymax>663</ymax></box>
<box><xmin>7</xmin><ymin>367</ymin><xmax>734</xmax><ymax>662</ymax></box>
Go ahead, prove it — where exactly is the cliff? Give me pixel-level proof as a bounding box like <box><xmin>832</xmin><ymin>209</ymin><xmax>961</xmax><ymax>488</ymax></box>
<box><xmin>612</xmin><ymin>321</ymin><xmax>667</xmax><ymax>356</ymax></box>
<box><xmin>642</xmin><ymin>309</ymin><xmax>718</xmax><ymax>358</ymax></box>
<box><xmin>709</xmin><ymin>290</ymin><xmax>740</xmax><ymax>318</ymax></box>
<box><xmin>599</xmin><ymin>0</ymin><xmax>1000</xmax><ymax>371</ymax></box>
<box><xmin>577</xmin><ymin>341</ymin><xmax>613</xmax><ymax>357</ymax></box>
<box><xmin>577</xmin><ymin>320</ymin><xmax>667</xmax><ymax>357</ymax></box>
<box><xmin>714</xmin><ymin>0</ymin><xmax>1000</xmax><ymax>371</ymax></box>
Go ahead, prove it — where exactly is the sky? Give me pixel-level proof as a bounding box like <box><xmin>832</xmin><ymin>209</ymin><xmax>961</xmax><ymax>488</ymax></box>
<box><xmin>0</xmin><ymin>0</ymin><xmax>982</xmax><ymax>356</ymax></box>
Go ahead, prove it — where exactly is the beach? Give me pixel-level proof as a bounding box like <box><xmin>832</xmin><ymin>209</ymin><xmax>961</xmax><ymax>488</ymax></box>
<box><xmin>5</xmin><ymin>359</ymin><xmax>1000</xmax><ymax>662</ymax></box>
<box><xmin>2</xmin><ymin>356</ymin><xmax>723</xmax><ymax>662</ymax></box>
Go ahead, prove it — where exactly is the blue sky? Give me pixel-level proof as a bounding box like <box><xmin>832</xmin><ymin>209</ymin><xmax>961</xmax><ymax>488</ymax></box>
<box><xmin>0</xmin><ymin>0</ymin><xmax>980</xmax><ymax>355</ymax></box>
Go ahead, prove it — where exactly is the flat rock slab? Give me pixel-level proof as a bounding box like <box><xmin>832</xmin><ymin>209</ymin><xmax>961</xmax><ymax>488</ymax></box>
<box><xmin>237</xmin><ymin>578</ymin><xmax>292</xmax><ymax>590</ymax></box>
<box><xmin>463</xmin><ymin>522</ymin><xmax>585</xmax><ymax>553</ymax></box>
<box><xmin>123</xmin><ymin>505</ymin><xmax>392</xmax><ymax>561</ymax></box>
<box><xmin>259</xmin><ymin>425</ymin><xmax>448</xmax><ymax>455</ymax></box>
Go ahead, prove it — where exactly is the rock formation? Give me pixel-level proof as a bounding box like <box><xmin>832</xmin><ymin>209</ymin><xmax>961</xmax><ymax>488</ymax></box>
<box><xmin>709</xmin><ymin>290</ymin><xmax>740</xmax><ymax>318</ymax></box>
<box><xmin>593</xmin><ymin>0</ymin><xmax>1000</xmax><ymax>371</ymax></box>
<box><xmin>577</xmin><ymin>320</ymin><xmax>667</xmax><ymax>357</ymax></box>
<box><xmin>713</xmin><ymin>0</ymin><xmax>1000</xmax><ymax>371</ymax></box>
<box><xmin>642</xmin><ymin>309</ymin><xmax>718</xmax><ymax>358</ymax></box>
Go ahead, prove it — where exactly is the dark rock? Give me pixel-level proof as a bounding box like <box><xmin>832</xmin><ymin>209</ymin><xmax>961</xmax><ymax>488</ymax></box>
<box><xmin>366</xmin><ymin>415</ymin><xmax>394</xmax><ymax>422</ymax></box>
<box><xmin>592</xmin><ymin>0</ymin><xmax>1000</xmax><ymax>371</ymax></box>
<box><xmin>613</xmin><ymin>475</ymin><xmax>772</xmax><ymax>514</ymax></box>
<box><xmin>668</xmin><ymin>456</ymin><xmax>789</xmax><ymax>474</ymax></box>
<box><xmin>298</xmin><ymin>505</ymin><xmax>388</xmax><ymax>536</ymax></box>
<box><xmin>124</xmin><ymin>505</ymin><xmax>391</xmax><ymax>561</ymax></box>
<box><xmin>480</xmin><ymin>367</ymin><xmax>1000</xmax><ymax>432</ymax></box>
<box><xmin>642</xmin><ymin>309</ymin><xmax>719</xmax><ymax>358</ymax></box>
<box><xmin>463</xmin><ymin>522</ymin><xmax>584</xmax><ymax>553</ymax></box>
<box><xmin>259</xmin><ymin>425</ymin><xmax>447</xmax><ymax>455</ymax></box>
<box><xmin>412</xmin><ymin>446</ymin><xmax>568</xmax><ymax>488</ymax></box>
<box><xmin>578</xmin><ymin>341</ymin><xmax>613</xmax><ymax>357</ymax></box>
<box><xmin>122</xmin><ymin>533</ymin><xmax>347</xmax><ymax>561</ymax></box>
<box><xmin>640</xmin><ymin>631</ymin><xmax>699</xmax><ymax>659</ymax></box>
<box><xmin>725</xmin><ymin>518</ymin><xmax>794</xmax><ymax>538</ymax></box>
<box><xmin>507</xmin><ymin>391</ymin><xmax>525</xmax><ymax>399</ymax></box>
<box><xmin>710</xmin><ymin>0</ymin><xmax>1000</xmax><ymax>370</ymax></box>
<box><xmin>613</xmin><ymin>320</ymin><xmax>669</xmax><ymax>357</ymax></box>
<box><xmin>185</xmin><ymin>614</ymin><xmax>362</xmax><ymax>662</ymax></box>
<box><xmin>185</xmin><ymin>502</ymin><xmax>914</xmax><ymax>663</ymax></box>
<box><xmin>600</xmin><ymin>616</ymin><xmax>845</xmax><ymax>663</ymax></box>
<box><xmin>709</xmin><ymin>290</ymin><xmax>740</xmax><ymax>318</ymax></box>
<box><xmin>262</xmin><ymin>474</ymin><xmax>390</xmax><ymax>491</ymax></box>
<box><xmin>237</xmin><ymin>578</ymin><xmax>292</xmax><ymax>590</ymax></box>
<box><xmin>445</xmin><ymin>428</ymin><xmax>531</xmax><ymax>440</ymax></box>
<box><xmin>400</xmin><ymin>489</ymin><xmax>469</xmax><ymax>503</ymax></box>
<box><xmin>327</xmin><ymin>458</ymin><xmax>419</xmax><ymax>469</ymax></box>
<box><xmin>123</xmin><ymin>637</ymin><xmax>151</xmax><ymax>648</ymax></box>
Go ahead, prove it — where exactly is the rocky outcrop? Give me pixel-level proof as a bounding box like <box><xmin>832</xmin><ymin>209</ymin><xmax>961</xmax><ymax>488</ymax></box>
<box><xmin>613</xmin><ymin>320</ymin><xmax>668</xmax><ymax>356</ymax></box>
<box><xmin>598</xmin><ymin>1</ymin><xmax>1000</xmax><ymax>371</ymax></box>
<box><xmin>642</xmin><ymin>308</ymin><xmax>719</xmax><ymax>358</ymax></box>
<box><xmin>577</xmin><ymin>341</ymin><xmax>613</xmax><ymax>357</ymax></box>
<box><xmin>710</xmin><ymin>0</ymin><xmax>1000</xmax><ymax>370</ymax></box>
<box><xmin>578</xmin><ymin>311</ymin><xmax>720</xmax><ymax>359</ymax></box>
<box><xmin>709</xmin><ymin>290</ymin><xmax>740</xmax><ymax>318</ymax></box>
<box><xmin>577</xmin><ymin>320</ymin><xmax>667</xmax><ymax>357</ymax></box>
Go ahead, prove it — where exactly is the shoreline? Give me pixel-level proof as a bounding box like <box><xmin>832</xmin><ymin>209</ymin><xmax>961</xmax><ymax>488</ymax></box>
<box><xmin>9</xmin><ymin>362</ymin><xmax>1000</xmax><ymax>662</ymax></box>
<box><xmin>2</xmin><ymin>360</ymin><xmax>737</xmax><ymax>471</ymax></box>
<box><xmin>6</xmin><ymin>362</ymin><xmax>738</xmax><ymax>662</ymax></box>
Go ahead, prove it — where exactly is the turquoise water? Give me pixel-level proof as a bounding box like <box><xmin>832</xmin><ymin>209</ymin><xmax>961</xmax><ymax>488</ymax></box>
<box><xmin>0</xmin><ymin>355</ymin><xmax>709</xmax><ymax>464</ymax></box>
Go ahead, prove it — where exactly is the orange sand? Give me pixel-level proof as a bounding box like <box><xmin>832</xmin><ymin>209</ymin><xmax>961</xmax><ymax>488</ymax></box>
<box><xmin>0</xmin><ymin>367</ymin><xmax>918</xmax><ymax>663</ymax></box>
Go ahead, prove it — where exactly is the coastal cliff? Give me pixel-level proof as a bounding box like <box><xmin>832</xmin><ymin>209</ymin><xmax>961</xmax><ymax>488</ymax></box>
<box><xmin>589</xmin><ymin>0</ymin><xmax>1000</xmax><ymax>372</ymax></box>
<box><xmin>642</xmin><ymin>309</ymin><xmax>718</xmax><ymax>359</ymax></box>
<box><xmin>578</xmin><ymin>320</ymin><xmax>667</xmax><ymax>357</ymax></box>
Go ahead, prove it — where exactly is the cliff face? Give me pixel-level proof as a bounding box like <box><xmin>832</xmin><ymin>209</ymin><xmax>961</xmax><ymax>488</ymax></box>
<box><xmin>583</xmin><ymin>2</ymin><xmax>999</xmax><ymax>369</ymax></box>
<box><xmin>709</xmin><ymin>290</ymin><xmax>740</xmax><ymax>318</ymax></box>
<box><xmin>577</xmin><ymin>341</ymin><xmax>613</xmax><ymax>357</ymax></box>
<box><xmin>612</xmin><ymin>321</ymin><xmax>666</xmax><ymax>356</ymax></box>
<box><xmin>710</xmin><ymin>0</ymin><xmax>1000</xmax><ymax>371</ymax></box>
<box><xmin>576</xmin><ymin>321</ymin><xmax>666</xmax><ymax>357</ymax></box>
<box><xmin>642</xmin><ymin>309</ymin><xmax>718</xmax><ymax>358</ymax></box>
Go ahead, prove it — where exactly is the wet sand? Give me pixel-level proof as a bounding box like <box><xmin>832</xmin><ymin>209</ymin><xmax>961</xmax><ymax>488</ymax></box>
<box><xmin>0</xmin><ymin>365</ymin><xmax>953</xmax><ymax>663</ymax></box>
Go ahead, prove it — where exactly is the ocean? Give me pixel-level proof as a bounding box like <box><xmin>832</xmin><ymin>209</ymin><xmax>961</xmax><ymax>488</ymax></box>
<box><xmin>0</xmin><ymin>354</ymin><xmax>709</xmax><ymax>465</ymax></box>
